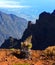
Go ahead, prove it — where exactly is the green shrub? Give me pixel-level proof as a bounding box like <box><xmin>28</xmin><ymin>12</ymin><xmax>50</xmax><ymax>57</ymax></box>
<box><xmin>10</xmin><ymin>48</ymin><xmax>15</xmax><ymax>51</ymax></box>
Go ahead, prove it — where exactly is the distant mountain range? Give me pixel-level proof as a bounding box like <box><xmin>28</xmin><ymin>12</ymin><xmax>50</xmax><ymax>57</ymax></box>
<box><xmin>0</xmin><ymin>11</ymin><xmax>28</xmax><ymax>46</ymax></box>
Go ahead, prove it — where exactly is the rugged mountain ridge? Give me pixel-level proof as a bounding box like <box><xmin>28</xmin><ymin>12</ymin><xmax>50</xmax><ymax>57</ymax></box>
<box><xmin>1</xmin><ymin>10</ymin><xmax>55</xmax><ymax>50</ymax></box>
<box><xmin>21</xmin><ymin>10</ymin><xmax>55</xmax><ymax>50</ymax></box>
<box><xmin>0</xmin><ymin>11</ymin><xmax>28</xmax><ymax>46</ymax></box>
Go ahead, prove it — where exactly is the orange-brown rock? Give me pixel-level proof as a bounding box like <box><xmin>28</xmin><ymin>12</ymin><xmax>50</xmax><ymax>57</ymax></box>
<box><xmin>0</xmin><ymin>49</ymin><xmax>55</xmax><ymax>65</ymax></box>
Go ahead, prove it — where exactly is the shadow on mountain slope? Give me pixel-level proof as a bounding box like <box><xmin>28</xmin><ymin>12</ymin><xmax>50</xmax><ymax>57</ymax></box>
<box><xmin>1</xmin><ymin>10</ymin><xmax>55</xmax><ymax>50</ymax></box>
<box><xmin>21</xmin><ymin>10</ymin><xmax>55</xmax><ymax>50</ymax></box>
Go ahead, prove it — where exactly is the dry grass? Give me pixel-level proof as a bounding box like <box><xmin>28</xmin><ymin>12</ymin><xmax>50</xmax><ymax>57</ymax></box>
<box><xmin>44</xmin><ymin>46</ymin><xmax>55</xmax><ymax>57</ymax></box>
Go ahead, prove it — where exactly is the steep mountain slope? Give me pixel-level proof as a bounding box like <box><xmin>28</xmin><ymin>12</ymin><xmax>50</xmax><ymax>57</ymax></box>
<box><xmin>21</xmin><ymin>10</ymin><xmax>55</xmax><ymax>50</ymax></box>
<box><xmin>0</xmin><ymin>11</ymin><xmax>28</xmax><ymax>46</ymax></box>
<box><xmin>1</xmin><ymin>10</ymin><xmax>55</xmax><ymax>50</ymax></box>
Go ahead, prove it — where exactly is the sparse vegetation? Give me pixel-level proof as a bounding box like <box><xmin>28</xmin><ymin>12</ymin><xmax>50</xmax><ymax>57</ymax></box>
<box><xmin>52</xmin><ymin>63</ymin><xmax>55</xmax><ymax>65</ymax></box>
<box><xmin>44</xmin><ymin>46</ymin><xmax>55</xmax><ymax>58</ymax></box>
<box><xmin>13</xmin><ymin>63</ymin><xmax>30</xmax><ymax>65</ymax></box>
<box><xmin>10</xmin><ymin>48</ymin><xmax>15</xmax><ymax>51</ymax></box>
<box><xmin>0</xmin><ymin>49</ymin><xmax>55</xmax><ymax>65</ymax></box>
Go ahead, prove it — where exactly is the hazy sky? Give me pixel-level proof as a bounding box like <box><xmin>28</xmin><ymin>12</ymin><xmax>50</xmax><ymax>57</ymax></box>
<box><xmin>0</xmin><ymin>0</ymin><xmax>55</xmax><ymax>22</ymax></box>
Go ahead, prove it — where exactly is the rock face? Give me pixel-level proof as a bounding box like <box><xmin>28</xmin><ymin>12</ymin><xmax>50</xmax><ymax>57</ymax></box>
<box><xmin>21</xmin><ymin>10</ymin><xmax>55</xmax><ymax>50</ymax></box>
<box><xmin>1</xmin><ymin>10</ymin><xmax>55</xmax><ymax>50</ymax></box>
<box><xmin>0</xmin><ymin>35</ymin><xmax>32</xmax><ymax>49</ymax></box>
<box><xmin>0</xmin><ymin>37</ymin><xmax>21</xmax><ymax>49</ymax></box>
<box><xmin>0</xmin><ymin>11</ymin><xmax>28</xmax><ymax>46</ymax></box>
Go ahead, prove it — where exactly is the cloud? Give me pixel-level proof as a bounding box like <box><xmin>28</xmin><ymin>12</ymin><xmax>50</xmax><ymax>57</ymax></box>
<box><xmin>0</xmin><ymin>1</ymin><xmax>30</xmax><ymax>8</ymax></box>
